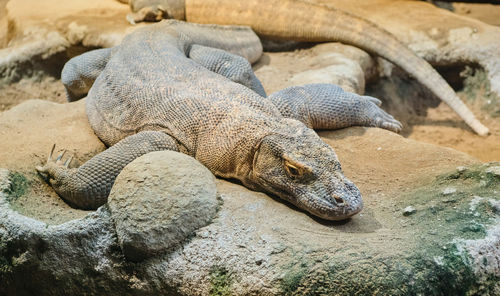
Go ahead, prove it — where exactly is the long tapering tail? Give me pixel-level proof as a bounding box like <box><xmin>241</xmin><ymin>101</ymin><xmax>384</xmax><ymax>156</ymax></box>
<box><xmin>184</xmin><ymin>0</ymin><xmax>489</xmax><ymax>135</ymax></box>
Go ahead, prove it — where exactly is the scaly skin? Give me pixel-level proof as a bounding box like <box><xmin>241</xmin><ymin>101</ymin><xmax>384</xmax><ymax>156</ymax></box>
<box><xmin>126</xmin><ymin>0</ymin><xmax>489</xmax><ymax>136</ymax></box>
<box><xmin>37</xmin><ymin>20</ymin><xmax>401</xmax><ymax>220</ymax></box>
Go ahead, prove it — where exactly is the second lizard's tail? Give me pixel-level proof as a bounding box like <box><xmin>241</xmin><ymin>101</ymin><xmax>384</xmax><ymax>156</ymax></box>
<box><xmin>184</xmin><ymin>0</ymin><xmax>489</xmax><ymax>135</ymax></box>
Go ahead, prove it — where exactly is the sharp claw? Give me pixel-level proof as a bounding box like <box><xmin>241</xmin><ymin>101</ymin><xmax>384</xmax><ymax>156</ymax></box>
<box><xmin>48</xmin><ymin>144</ymin><xmax>56</xmax><ymax>162</ymax></box>
<box><xmin>56</xmin><ymin>150</ymin><xmax>66</xmax><ymax>162</ymax></box>
<box><xmin>64</xmin><ymin>156</ymin><xmax>73</xmax><ymax>168</ymax></box>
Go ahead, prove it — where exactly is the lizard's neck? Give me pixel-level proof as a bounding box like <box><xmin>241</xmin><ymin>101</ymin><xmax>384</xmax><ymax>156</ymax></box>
<box><xmin>196</xmin><ymin>115</ymin><xmax>311</xmax><ymax>191</ymax></box>
<box><xmin>194</xmin><ymin>114</ymin><xmax>279</xmax><ymax>182</ymax></box>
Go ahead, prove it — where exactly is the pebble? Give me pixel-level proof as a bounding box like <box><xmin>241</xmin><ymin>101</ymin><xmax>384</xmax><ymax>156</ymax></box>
<box><xmin>403</xmin><ymin>206</ymin><xmax>416</xmax><ymax>216</ymax></box>
<box><xmin>442</xmin><ymin>187</ymin><xmax>457</xmax><ymax>195</ymax></box>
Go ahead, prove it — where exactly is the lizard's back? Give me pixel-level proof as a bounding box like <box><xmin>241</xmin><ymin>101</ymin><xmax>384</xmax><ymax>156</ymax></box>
<box><xmin>86</xmin><ymin>21</ymin><xmax>279</xmax><ymax>159</ymax></box>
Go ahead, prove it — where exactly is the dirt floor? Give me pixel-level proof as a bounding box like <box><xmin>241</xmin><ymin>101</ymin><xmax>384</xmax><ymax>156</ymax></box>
<box><xmin>368</xmin><ymin>66</ymin><xmax>500</xmax><ymax>162</ymax></box>
<box><xmin>0</xmin><ymin>77</ymin><xmax>67</xmax><ymax>111</ymax></box>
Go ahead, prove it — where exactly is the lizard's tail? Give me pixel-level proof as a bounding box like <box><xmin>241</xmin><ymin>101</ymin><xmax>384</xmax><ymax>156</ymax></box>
<box><xmin>185</xmin><ymin>0</ymin><xmax>489</xmax><ymax>135</ymax></box>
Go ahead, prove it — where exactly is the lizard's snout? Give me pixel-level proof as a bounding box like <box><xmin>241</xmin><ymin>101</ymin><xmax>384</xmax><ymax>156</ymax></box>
<box><xmin>310</xmin><ymin>178</ymin><xmax>363</xmax><ymax>221</ymax></box>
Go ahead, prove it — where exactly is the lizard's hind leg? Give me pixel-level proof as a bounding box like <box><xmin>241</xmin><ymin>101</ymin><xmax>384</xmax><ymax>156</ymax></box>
<box><xmin>61</xmin><ymin>48</ymin><xmax>112</xmax><ymax>102</ymax></box>
<box><xmin>269</xmin><ymin>84</ymin><xmax>402</xmax><ymax>132</ymax></box>
<box><xmin>188</xmin><ymin>44</ymin><xmax>267</xmax><ymax>97</ymax></box>
<box><xmin>36</xmin><ymin>131</ymin><xmax>179</xmax><ymax>210</ymax></box>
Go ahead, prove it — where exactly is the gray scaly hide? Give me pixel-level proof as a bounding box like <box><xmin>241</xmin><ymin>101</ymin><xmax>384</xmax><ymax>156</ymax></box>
<box><xmin>38</xmin><ymin>20</ymin><xmax>401</xmax><ymax>221</ymax></box>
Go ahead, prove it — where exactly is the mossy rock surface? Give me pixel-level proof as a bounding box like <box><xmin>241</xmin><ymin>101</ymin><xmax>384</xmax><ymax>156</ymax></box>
<box><xmin>2</xmin><ymin>150</ymin><xmax>498</xmax><ymax>296</ymax></box>
<box><xmin>273</xmin><ymin>163</ymin><xmax>500</xmax><ymax>296</ymax></box>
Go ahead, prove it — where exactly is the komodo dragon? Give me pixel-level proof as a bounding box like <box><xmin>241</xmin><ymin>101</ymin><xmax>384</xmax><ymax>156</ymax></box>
<box><xmin>36</xmin><ymin>20</ymin><xmax>402</xmax><ymax>221</ymax></box>
<box><xmin>123</xmin><ymin>0</ymin><xmax>489</xmax><ymax>136</ymax></box>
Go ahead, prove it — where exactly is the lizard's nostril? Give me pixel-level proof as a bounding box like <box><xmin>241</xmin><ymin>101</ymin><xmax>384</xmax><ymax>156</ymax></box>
<box><xmin>333</xmin><ymin>195</ymin><xmax>344</xmax><ymax>204</ymax></box>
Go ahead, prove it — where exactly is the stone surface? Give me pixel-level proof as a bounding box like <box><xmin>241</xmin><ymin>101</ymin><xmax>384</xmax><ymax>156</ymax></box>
<box><xmin>1</xmin><ymin>160</ymin><xmax>500</xmax><ymax>295</ymax></box>
<box><xmin>107</xmin><ymin>151</ymin><xmax>218</xmax><ymax>261</ymax></box>
<box><xmin>442</xmin><ymin>187</ymin><xmax>457</xmax><ymax>195</ymax></box>
<box><xmin>0</xmin><ymin>0</ymin><xmax>142</xmax><ymax>85</ymax></box>
<box><xmin>485</xmin><ymin>165</ymin><xmax>500</xmax><ymax>177</ymax></box>
<box><xmin>288</xmin><ymin>43</ymin><xmax>376</xmax><ymax>94</ymax></box>
<box><xmin>402</xmin><ymin>205</ymin><xmax>416</xmax><ymax>216</ymax></box>
<box><xmin>255</xmin><ymin>42</ymin><xmax>377</xmax><ymax>96</ymax></box>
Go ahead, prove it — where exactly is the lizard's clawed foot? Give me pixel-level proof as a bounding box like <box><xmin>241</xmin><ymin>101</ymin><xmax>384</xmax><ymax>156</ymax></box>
<box><xmin>36</xmin><ymin>144</ymin><xmax>73</xmax><ymax>180</ymax></box>
<box><xmin>361</xmin><ymin>97</ymin><xmax>403</xmax><ymax>133</ymax></box>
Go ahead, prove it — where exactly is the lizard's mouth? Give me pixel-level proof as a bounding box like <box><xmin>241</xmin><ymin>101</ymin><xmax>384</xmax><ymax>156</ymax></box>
<box><xmin>295</xmin><ymin>190</ymin><xmax>363</xmax><ymax>221</ymax></box>
<box><xmin>254</xmin><ymin>175</ymin><xmax>363</xmax><ymax>221</ymax></box>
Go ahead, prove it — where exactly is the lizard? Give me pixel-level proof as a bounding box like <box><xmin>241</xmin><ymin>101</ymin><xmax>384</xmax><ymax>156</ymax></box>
<box><xmin>122</xmin><ymin>0</ymin><xmax>490</xmax><ymax>136</ymax></box>
<box><xmin>36</xmin><ymin>20</ymin><xmax>402</xmax><ymax>221</ymax></box>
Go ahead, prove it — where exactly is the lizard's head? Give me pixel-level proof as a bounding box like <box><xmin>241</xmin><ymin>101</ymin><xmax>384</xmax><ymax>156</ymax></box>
<box><xmin>252</xmin><ymin>131</ymin><xmax>362</xmax><ymax>221</ymax></box>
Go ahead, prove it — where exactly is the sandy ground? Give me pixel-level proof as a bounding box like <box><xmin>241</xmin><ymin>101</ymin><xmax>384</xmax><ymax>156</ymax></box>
<box><xmin>453</xmin><ymin>2</ymin><xmax>500</xmax><ymax>26</ymax></box>
<box><xmin>0</xmin><ymin>77</ymin><xmax>67</xmax><ymax>111</ymax></box>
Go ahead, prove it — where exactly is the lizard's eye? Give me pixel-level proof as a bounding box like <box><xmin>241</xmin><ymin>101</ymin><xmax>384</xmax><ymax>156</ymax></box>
<box><xmin>284</xmin><ymin>161</ymin><xmax>300</xmax><ymax>177</ymax></box>
<box><xmin>283</xmin><ymin>158</ymin><xmax>313</xmax><ymax>180</ymax></box>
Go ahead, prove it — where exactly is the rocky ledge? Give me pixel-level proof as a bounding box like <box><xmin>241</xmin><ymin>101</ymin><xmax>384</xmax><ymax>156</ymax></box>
<box><xmin>0</xmin><ymin>100</ymin><xmax>499</xmax><ymax>295</ymax></box>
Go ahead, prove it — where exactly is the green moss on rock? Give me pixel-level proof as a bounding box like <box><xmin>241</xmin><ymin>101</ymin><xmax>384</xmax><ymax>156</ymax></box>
<box><xmin>280</xmin><ymin>260</ymin><xmax>309</xmax><ymax>294</ymax></box>
<box><xmin>275</xmin><ymin>164</ymin><xmax>499</xmax><ymax>295</ymax></box>
<box><xmin>0</xmin><ymin>240</ymin><xmax>13</xmax><ymax>286</ymax></box>
<box><xmin>401</xmin><ymin>163</ymin><xmax>499</xmax><ymax>242</ymax></box>
<box><xmin>4</xmin><ymin>172</ymin><xmax>29</xmax><ymax>202</ymax></box>
<box><xmin>209</xmin><ymin>266</ymin><xmax>232</xmax><ymax>296</ymax></box>
<box><xmin>276</xmin><ymin>246</ymin><xmax>479</xmax><ymax>296</ymax></box>
<box><xmin>460</xmin><ymin>67</ymin><xmax>500</xmax><ymax>118</ymax></box>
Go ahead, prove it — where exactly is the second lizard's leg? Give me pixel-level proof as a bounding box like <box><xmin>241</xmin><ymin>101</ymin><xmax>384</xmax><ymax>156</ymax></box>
<box><xmin>268</xmin><ymin>84</ymin><xmax>402</xmax><ymax>132</ymax></box>
<box><xmin>36</xmin><ymin>131</ymin><xmax>179</xmax><ymax>210</ymax></box>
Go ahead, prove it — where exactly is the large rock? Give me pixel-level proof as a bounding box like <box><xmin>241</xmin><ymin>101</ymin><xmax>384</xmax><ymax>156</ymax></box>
<box><xmin>1</xmin><ymin>98</ymin><xmax>499</xmax><ymax>294</ymax></box>
<box><xmin>108</xmin><ymin>151</ymin><xmax>219</xmax><ymax>262</ymax></box>
<box><xmin>289</xmin><ymin>43</ymin><xmax>377</xmax><ymax>94</ymax></box>
<box><xmin>255</xmin><ymin>42</ymin><xmax>377</xmax><ymax>96</ymax></box>
<box><xmin>1</xmin><ymin>157</ymin><xmax>500</xmax><ymax>295</ymax></box>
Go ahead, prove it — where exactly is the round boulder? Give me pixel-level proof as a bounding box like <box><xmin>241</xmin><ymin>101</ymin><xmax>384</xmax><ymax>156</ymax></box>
<box><xmin>107</xmin><ymin>150</ymin><xmax>218</xmax><ymax>262</ymax></box>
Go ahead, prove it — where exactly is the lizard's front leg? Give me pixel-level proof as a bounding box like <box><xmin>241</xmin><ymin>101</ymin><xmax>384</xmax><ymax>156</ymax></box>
<box><xmin>36</xmin><ymin>131</ymin><xmax>179</xmax><ymax>210</ymax></box>
<box><xmin>269</xmin><ymin>84</ymin><xmax>402</xmax><ymax>132</ymax></box>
